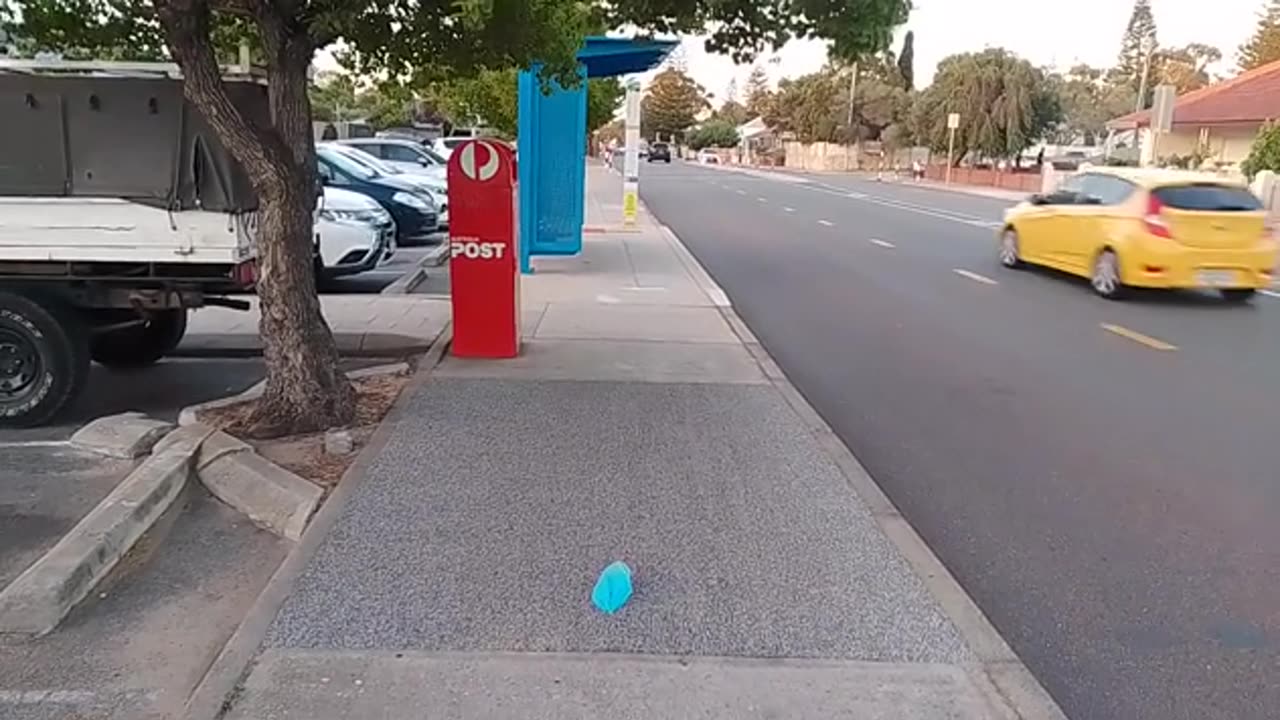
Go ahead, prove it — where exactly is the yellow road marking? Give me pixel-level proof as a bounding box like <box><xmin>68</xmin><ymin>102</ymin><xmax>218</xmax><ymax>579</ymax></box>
<box><xmin>952</xmin><ymin>268</ymin><xmax>997</xmax><ymax>285</ymax></box>
<box><xmin>1100</xmin><ymin>323</ymin><xmax>1177</xmax><ymax>351</ymax></box>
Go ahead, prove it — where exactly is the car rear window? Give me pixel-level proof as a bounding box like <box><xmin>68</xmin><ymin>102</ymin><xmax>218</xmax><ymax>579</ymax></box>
<box><xmin>1153</xmin><ymin>184</ymin><xmax>1263</xmax><ymax>212</ymax></box>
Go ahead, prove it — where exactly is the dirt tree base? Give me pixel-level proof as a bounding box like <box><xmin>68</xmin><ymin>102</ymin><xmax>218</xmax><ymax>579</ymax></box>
<box><xmin>197</xmin><ymin>373</ymin><xmax>409</xmax><ymax>492</ymax></box>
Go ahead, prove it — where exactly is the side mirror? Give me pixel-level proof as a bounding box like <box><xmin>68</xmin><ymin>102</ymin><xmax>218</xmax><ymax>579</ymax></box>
<box><xmin>1029</xmin><ymin>193</ymin><xmax>1049</xmax><ymax>206</ymax></box>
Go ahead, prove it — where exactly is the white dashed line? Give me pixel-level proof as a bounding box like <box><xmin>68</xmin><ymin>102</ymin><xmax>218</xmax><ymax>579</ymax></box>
<box><xmin>818</xmin><ymin>220</ymin><xmax>834</xmax><ymax>227</ymax></box>
<box><xmin>869</xmin><ymin>238</ymin><xmax>895</xmax><ymax>248</ymax></box>
<box><xmin>757</xmin><ymin>196</ymin><xmax>768</xmax><ymax>202</ymax></box>
<box><xmin>784</xmin><ymin>206</ymin><xmax>796</xmax><ymax>212</ymax></box>
<box><xmin>953</xmin><ymin>268</ymin><xmax>998</xmax><ymax>285</ymax></box>
<box><xmin>1260</xmin><ymin>289</ymin><xmax>1280</xmax><ymax>299</ymax></box>
<box><xmin>736</xmin><ymin>189</ymin><xmax>747</xmax><ymax>195</ymax></box>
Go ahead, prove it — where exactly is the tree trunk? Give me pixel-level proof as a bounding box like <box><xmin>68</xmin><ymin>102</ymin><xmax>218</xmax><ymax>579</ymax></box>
<box><xmin>157</xmin><ymin>0</ymin><xmax>355</xmax><ymax>437</ymax></box>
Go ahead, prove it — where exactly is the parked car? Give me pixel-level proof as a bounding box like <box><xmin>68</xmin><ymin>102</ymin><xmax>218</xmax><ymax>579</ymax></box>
<box><xmin>339</xmin><ymin>137</ymin><xmax>448</xmax><ymax>173</ymax></box>
<box><xmin>696</xmin><ymin>149</ymin><xmax>721</xmax><ymax>165</ymax></box>
<box><xmin>999</xmin><ymin>168</ymin><xmax>1276</xmax><ymax>302</ymax></box>
<box><xmin>315</xmin><ymin>187</ymin><xmax>396</xmax><ymax>279</ymax></box>
<box><xmin>431</xmin><ymin>136</ymin><xmax>472</xmax><ymax>160</ymax></box>
<box><xmin>648</xmin><ymin>142</ymin><xmax>672</xmax><ymax>163</ymax></box>
<box><xmin>320</xmin><ymin>142</ymin><xmax>449</xmax><ymax>228</ymax></box>
<box><xmin>316</xmin><ymin>145</ymin><xmax>440</xmax><ymax>246</ymax></box>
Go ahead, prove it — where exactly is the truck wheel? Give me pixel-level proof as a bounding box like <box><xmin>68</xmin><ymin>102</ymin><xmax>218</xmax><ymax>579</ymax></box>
<box><xmin>90</xmin><ymin>309</ymin><xmax>188</xmax><ymax>369</ymax></box>
<box><xmin>0</xmin><ymin>292</ymin><xmax>90</xmax><ymax>427</ymax></box>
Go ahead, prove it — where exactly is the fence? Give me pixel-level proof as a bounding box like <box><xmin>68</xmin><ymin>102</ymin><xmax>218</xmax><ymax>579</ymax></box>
<box><xmin>923</xmin><ymin>165</ymin><xmax>1043</xmax><ymax>193</ymax></box>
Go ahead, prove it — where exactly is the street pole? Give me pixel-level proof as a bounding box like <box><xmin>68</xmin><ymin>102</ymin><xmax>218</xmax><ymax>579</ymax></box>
<box><xmin>845</xmin><ymin>62</ymin><xmax>858</xmax><ymax>172</ymax></box>
<box><xmin>1135</xmin><ymin>37</ymin><xmax>1154</xmax><ymax>114</ymax></box>
<box><xmin>946</xmin><ymin>126</ymin><xmax>956</xmax><ymax>184</ymax></box>
<box><xmin>622</xmin><ymin>79</ymin><xmax>641</xmax><ymax>227</ymax></box>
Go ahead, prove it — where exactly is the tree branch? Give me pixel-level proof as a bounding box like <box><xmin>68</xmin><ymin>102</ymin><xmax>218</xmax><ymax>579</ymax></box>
<box><xmin>154</xmin><ymin>0</ymin><xmax>294</xmax><ymax>188</ymax></box>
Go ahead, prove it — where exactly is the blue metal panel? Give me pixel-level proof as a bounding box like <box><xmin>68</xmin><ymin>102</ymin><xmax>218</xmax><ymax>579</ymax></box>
<box><xmin>517</xmin><ymin>65</ymin><xmax>587</xmax><ymax>273</ymax></box>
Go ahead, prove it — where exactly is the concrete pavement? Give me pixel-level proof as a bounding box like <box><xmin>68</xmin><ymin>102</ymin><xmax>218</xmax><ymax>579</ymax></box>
<box><xmin>639</xmin><ymin>160</ymin><xmax>1280</xmax><ymax>720</ymax></box>
<box><xmin>179</xmin><ymin>295</ymin><xmax>450</xmax><ymax>356</ymax></box>
<box><xmin>214</xmin><ymin>164</ymin><xmax>1054</xmax><ymax>720</ymax></box>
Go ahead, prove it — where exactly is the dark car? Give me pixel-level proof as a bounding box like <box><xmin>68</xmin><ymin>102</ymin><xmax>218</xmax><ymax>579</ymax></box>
<box><xmin>316</xmin><ymin>146</ymin><xmax>440</xmax><ymax>245</ymax></box>
<box><xmin>648</xmin><ymin>142</ymin><xmax>672</xmax><ymax>163</ymax></box>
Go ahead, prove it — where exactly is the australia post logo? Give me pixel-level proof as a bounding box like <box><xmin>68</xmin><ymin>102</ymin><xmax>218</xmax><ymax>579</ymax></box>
<box><xmin>450</xmin><ymin>236</ymin><xmax>507</xmax><ymax>260</ymax></box>
<box><xmin>457</xmin><ymin>140</ymin><xmax>502</xmax><ymax>182</ymax></box>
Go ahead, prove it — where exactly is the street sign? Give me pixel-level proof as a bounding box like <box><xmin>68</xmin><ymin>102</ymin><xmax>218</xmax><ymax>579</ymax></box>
<box><xmin>947</xmin><ymin>112</ymin><xmax>960</xmax><ymax>130</ymax></box>
<box><xmin>447</xmin><ymin>139</ymin><xmax>520</xmax><ymax>358</ymax></box>
<box><xmin>1151</xmin><ymin>85</ymin><xmax>1176</xmax><ymax>133</ymax></box>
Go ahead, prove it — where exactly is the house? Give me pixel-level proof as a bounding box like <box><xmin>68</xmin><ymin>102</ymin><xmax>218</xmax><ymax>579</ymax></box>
<box><xmin>1107</xmin><ymin>59</ymin><xmax>1280</xmax><ymax>169</ymax></box>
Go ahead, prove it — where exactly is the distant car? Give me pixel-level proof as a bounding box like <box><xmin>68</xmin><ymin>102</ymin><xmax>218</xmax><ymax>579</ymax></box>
<box><xmin>315</xmin><ymin>187</ymin><xmax>396</xmax><ymax>279</ymax></box>
<box><xmin>316</xmin><ymin>146</ymin><xmax>440</xmax><ymax>246</ymax></box>
<box><xmin>648</xmin><ymin>142</ymin><xmax>672</xmax><ymax>163</ymax></box>
<box><xmin>696</xmin><ymin>149</ymin><xmax>721</xmax><ymax>165</ymax></box>
<box><xmin>999</xmin><ymin>168</ymin><xmax>1276</xmax><ymax>302</ymax></box>
<box><xmin>322</xmin><ymin>142</ymin><xmax>448</xmax><ymax>228</ymax></box>
<box><xmin>431</xmin><ymin>136</ymin><xmax>472</xmax><ymax>160</ymax></box>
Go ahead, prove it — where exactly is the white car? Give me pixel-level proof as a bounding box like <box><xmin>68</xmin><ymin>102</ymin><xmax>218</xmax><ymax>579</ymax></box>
<box><xmin>339</xmin><ymin>137</ymin><xmax>448</xmax><ymax>175</ymax></box>
<box><xmin>431</xmin><ymin>136</ymin><xmax>473</xmax><ymax>160</ymax></box>
<box><xmin>315</xmin><ymin>187</ymin><xmax>396</xmax><ymax>279</ymax></box>
<box><xmin>321</xmin><ymin>142</ymin><xmax>449</xmax><ymax>227</ymax></box>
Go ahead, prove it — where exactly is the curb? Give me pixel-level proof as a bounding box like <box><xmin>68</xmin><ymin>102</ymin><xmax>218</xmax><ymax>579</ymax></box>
<box><xmin>382</xmin><ymin>244</ymin><xmax>450</xmax><ymax>295</ymax></box>
<box><xmin>650</xmin><ymin>198</ymin><xmax>1067</xmax><ymax>720</ymax></box>
<box><xmin>0</xmin><ymin>424</ymin><xmax>212</xmax><ymax>636</ymax></box>
<box><xmin>181</xmin><ymin>323</ymin><xmax>453</xmax><ymax>720</ymax></box>
<box><xmin>174</xmin><ymin>332</ymin><xmax>432</xmax><ymax>359</ymax></box>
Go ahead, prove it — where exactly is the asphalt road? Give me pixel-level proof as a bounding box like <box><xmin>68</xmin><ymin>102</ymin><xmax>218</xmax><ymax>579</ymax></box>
<box><xmin>320</xmin><ymin>245</ymin><xmax>434</xmax><ymax>294</ymax></box>
<box><xmin>639</xmin><ymin>161</ymin><xmax>1280</xmax><ymax>720</ymax></box>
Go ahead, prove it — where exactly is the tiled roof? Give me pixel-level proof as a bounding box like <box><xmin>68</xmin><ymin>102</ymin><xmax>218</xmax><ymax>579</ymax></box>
<box><xmin>1108</xmin><ymin>59</ymin><xmax>1280</xmax><ymax>128</ymax></box>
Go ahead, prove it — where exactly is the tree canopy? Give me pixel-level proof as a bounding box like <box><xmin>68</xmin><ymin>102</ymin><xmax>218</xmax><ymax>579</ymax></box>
<box><xmin>1239</xmin><ymin>0</ymin><xmax>1280</xmax><ymax>71</ymax></box>
<box><xmin>687</xmin><ymin>119</ymin><xmax>741</xmax><ymax>150</ymax></box>
<box><xmin>911</xmin><ymin>49</ymin><xmax>1060</xmax><ymax>163</ymax></box>
<box><xmin>1242</xmin><ymin>121</ymin><xmax>1280</xmax><ymax>179</ymax></box>
<box><xmin>642</xmin><ymin>67</ymin><xmax>708</xmax><ymax>140</ymax></box>
<box><xmin>1112</xmin><ymin>0</ymin><xmax>1158</xmax><ymax>95</ymax></box>
<box><xmin>896</xmin><ymin>30</ymin><xmax>915</xmax><ymax>89</ymax></box>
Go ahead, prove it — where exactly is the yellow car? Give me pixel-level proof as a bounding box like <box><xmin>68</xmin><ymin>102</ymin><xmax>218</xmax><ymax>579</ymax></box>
<box><xmin>999</xmin><ymin>168</ymin><xmax>1276</xmax><ymax>302</ymax></box>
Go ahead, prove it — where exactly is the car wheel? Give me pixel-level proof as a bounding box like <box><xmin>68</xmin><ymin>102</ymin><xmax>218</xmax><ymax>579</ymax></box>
<box><xmin>1221</xmin><ymin>289</ymin><xmax>1256</xmax><ymax>304</ymax></box>
<box><xmin>1091</xmin><ymin>249</ymin><xmax>1126</xmax><ymax>300</ymax></box>
<box><xmin>90</xmin><ymin>309</ymin><xmax>188</xmax><ymax>369</ymax></box>
<box><xmin>998</xmin><ymin>228</ymin><xmax>1023</xmax><ymax>268</ymax></box>
<box><xmin>0</xmin><ymin>292</ymin><xmax>89</xmax><ymax>427</ymax></box>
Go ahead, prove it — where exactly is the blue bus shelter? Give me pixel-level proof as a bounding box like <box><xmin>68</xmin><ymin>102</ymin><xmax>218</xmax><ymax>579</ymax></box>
<box><xmin>516</xmin><ymin>37</ymin><xmax>676</xmax><ymax>273</ymax></box>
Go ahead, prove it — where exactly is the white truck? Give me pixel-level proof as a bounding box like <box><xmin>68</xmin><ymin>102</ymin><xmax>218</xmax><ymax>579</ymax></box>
<box><xmin>0</xmin><ymin>59</ymin><xmax>266</xmax><ymax>426</ymax></box>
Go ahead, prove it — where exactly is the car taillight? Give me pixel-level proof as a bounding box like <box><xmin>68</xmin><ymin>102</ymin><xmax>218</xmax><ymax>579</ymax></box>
<box><xmin>231</xmin><ymin>260</ymin><xmax>258</xmax><ymax>287</ymax></box>
<box><xmin>1144</xmin><ymin>195</ymin><xmax>1172</xmax><ymax>239</ymax></box>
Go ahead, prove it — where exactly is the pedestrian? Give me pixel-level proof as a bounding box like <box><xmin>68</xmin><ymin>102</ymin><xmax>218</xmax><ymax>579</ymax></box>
<box><xmin>912</xmin><ymin>159</ymin><xmax>924</xmax><ymax>181</ymax></box>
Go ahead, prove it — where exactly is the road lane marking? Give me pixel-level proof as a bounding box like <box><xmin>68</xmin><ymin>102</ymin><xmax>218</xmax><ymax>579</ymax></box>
<box><xmin>818</xmin><ymin>220</ymin><xmax>834</xmax><ymax>227</ymax></box>
<box><xmin>736</xmin><ymin>189</ymin><xmax>747</xmax><ymax>195</ymax></box>
<box><xmin>783</xmin><ymin>206</ymin><xmax>796</xmax><ymax>213</ymax></box>
<box><xmin>1100</xmin><ymin>323</ymin><xmax>1177</xmax><ymax>351</ymax></box>
<box><xmin>1260</xmin><ymin>289</ymin><xmax>1280</xmax><ymax>299</ymax></box>
<box><xmin>869</xmin><ymin>238</ymin><xmax>895</xmax><ymax>248</ymax></box>
<box><xmin>757</xmin><ymin>196</ymin><xmax>768</xmax><ymax>202</ymax></box>
<box><xmin>952</xmin><ymin>268</ymin><xmax>997</xmax><ymax>285</ymax></box>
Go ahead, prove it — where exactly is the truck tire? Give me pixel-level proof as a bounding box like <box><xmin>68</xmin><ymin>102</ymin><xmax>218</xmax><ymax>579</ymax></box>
<box><xmin>0</xmin><ymin>292</ymin><xmax>90</xmax><ymax>427</ymax></box>
<box><xmin>90</xmin><ymin>309</ymin><xmax>188</xmax><ymax>369</ymax></box>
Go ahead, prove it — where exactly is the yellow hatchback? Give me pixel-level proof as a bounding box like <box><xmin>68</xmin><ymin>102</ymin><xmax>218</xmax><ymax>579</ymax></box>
<box><xmin>999</xmin><ymin>168</ymin><xmax>1277</xmax><ymax>302</ymax></box>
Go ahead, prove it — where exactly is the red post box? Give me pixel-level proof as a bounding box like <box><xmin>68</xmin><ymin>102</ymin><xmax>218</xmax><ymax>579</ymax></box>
<box><xmin>447</xmin><ymin>139</ymin><xmax>520</xmax><ymax>358</ymax></box>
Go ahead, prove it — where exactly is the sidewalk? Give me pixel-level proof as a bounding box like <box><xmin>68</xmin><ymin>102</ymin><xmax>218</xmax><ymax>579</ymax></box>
<box><xmin>211</xmin><ymin>164</ymin><xmax>1061</xmax><ymax>719</ymax></box>
<box><xmin>179</xmin><ymin>295</ymin><xmax>450</xmax><ymax>356</ymax></box>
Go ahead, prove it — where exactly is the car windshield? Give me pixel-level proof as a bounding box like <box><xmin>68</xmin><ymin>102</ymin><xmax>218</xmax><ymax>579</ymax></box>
<box><xmin>317</xmin><ymin>147</ymin><xmax>378</xmax><ymax>180</ymax></box>
<box><xmin>1154</xmin><ymin>184</ymin><xmax>1263</xmax><ymax>212</ymax></box>
<box><xmin>327</xmin><ymin>144</ymin><xmax>403</xmax><ymax>176</ymax></box>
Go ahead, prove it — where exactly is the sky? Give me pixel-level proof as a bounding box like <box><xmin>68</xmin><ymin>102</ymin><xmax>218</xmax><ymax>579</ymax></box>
<box><xmin>632</xmin><ymin>0</ymin><xmax>1262</xmax><ymax>99</ymax></box>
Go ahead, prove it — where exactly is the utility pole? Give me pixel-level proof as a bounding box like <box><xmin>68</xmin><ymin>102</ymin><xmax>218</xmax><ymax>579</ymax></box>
<box><xmin>845</xmin><ymin>62</ymin><xmax>858</xmax><ymax>172</ymax></box>
<box><xmin>1135</xmin><ymin>36</ymin><xmax>1155</xmax><ymax>113</ymax></box>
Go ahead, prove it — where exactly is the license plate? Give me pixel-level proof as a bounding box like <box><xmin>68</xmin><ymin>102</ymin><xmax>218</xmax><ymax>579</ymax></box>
<box><xmin>1196</xmin><ymin>270</ymin><xmax>1237</xmax><ymax>287</ymax></box>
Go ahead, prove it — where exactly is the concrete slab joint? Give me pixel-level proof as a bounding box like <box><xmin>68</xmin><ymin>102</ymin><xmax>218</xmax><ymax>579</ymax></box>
<box><xmin>0</xmin><ymin>432</ymin><xmax>196</xmax><ymax>636</ymax></box>
<box><xmin>195</xmin><ymin>431</ymin><xmax>322</xmax><ymax>542</ymax></box>
<box><xmin>70</xmin><ymin>411</ymin><xmax>175</xmax><ymax>459</ymax></box>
